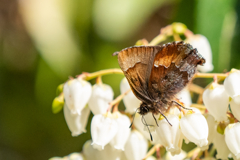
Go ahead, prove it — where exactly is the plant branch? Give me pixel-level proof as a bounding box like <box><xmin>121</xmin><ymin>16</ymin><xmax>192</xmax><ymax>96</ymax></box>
<box><xmin>149</xmin><ymin>34</ymin><xmax>167</xmax><ymax>45</ymax></box>
<box><xmin>107</xmin><ymin>89</ymin><xmax>131</xmax><ymax>112</ymax></box>
<box><xmin>193</xmin><ymin>73</ymin><xmax>228</xmax><ymax>79</ymax></box>
<box><xmin>143</xmin><ymin>144</ymin><xmax>161</xmax><ymax>160</ymax></box>
<box><xmin>188</xmin><ymin>83</ymin><xmax>204</xmax><ymax>94</ymax></box>
<box><xmin>78</xmin><ymin>68</ymin><xmax>123</xmax><ymax>81</ymax></box>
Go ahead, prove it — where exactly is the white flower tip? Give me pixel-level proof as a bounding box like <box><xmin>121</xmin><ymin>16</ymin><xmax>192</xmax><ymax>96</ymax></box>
<box><xmin>91</xmin><ymin>142</ymin><xmax>104</xmax><ymax>151</ymax></box>
<box><xmin>198</xmin><ymin>139</ymin><xmax>208</xmax><ymax>148</ymax></box>
<box><xmin>114</xmin><ymin>146</ymin><xmax>124</xmax><ymax>151</ymax></box>
<box><xmin>166</xmin><ymin>145</ymin><xmax>176</xmax><ymax>152</ymax></box>
<box><xmin>71</xmin><ymin>131</ymin><xmax>82</xmax><ymax>137</ymax></box>
<box><xmin>236</xmin><ymin>153</ymin><xmax>240</xmax><ymax>159</ymax></box>
<box><xmin>70</xmin><ymin>109</ymin><xmax>81</xmax><ymax>115</ymax></box>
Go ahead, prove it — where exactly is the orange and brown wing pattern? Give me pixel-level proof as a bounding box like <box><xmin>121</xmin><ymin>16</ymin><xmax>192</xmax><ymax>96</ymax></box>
<box><xmin>148</xmin><ymin>42</ymin><xmax>205</xmax><ymax>100</ymax></box>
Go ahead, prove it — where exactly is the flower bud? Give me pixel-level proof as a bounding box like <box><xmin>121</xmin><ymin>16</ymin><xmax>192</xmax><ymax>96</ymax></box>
<box><xmin>91</xmin><ymin>113</ymin><xmax>118</xmax><ymax>150</ymax></box>
<box><xmin>124</xmin><ymin>130</ymin><xmax>148</xmax><ymax>160</ymax></box>
<box><xmin>156</xmin><ymin>114</ymin><xmax>182</xmax><ymax>155</ymax></box>
<box><xmin>120</xmin><ymin>78</ymin><xmax>141</xmax><ymax>114</ymax></box>
<box><xmin>203</xmin><ymin>84</ymin><xmax>229</xmax><ymax>121</ymax></box>
<box><xmin>180</xmin><ymin>111</ymin><xmax>208</xmax><ymax>147</ymax></box>
<box><xmin>185</xmin><ymin>34</ymin><xmax>213</xmax><ymax>72</ymax></box>
<box><xmin>64</xmin><ymin>104</ymin><xmax>90</xmax><ymax>136</ymax></box>
<box><xmin>63</xmin><ymin>79</ymin><xmax>92</xmax><ymax>115</ymax></box>
<box><xmin>52</xmin><ymin>94</ymin><xmax>64</xmax><ymax>114</ymax></box>
<box><xmin>88</xmin><ymin>83</ymin><xmax>114</xmax><ymax>115</ymax></box>
<box><xmin>110</xmin><ymin>112</ymin><xmax>131</xmax><ymax>150</ymax></box>
<box><xmin>83</xmin><ymin>140</ymin><xmax>122</xmax><ymax>160</ymax></box>
<box><xmin>224</xmin><ymin>70</ymin><xmax>240</xmax><ymax>98</ymax></box>
<box><xmin>225</xmin><ymin>123</ymin><xmax>240</xmax><ymax>159</ymax></box>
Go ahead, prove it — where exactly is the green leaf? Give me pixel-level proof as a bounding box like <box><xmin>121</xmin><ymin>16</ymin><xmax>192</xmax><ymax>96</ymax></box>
<box><xmin>195</xmin><ymin>0</ymin><xmax>236</xmax><ymax>72</ymax></box>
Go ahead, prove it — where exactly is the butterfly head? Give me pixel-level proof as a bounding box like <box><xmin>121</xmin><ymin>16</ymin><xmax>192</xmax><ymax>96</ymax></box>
<box><xmin>139</xmin><ymin>103</ymin><xmax>150</xmax><ymax>115</ymax></box>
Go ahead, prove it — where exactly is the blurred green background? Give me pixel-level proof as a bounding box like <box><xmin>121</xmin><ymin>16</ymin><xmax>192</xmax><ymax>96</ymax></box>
<box><xmin>0</xmin><ymin>0</ymin><xmax>239</xmax><ymax>159</ymax></box>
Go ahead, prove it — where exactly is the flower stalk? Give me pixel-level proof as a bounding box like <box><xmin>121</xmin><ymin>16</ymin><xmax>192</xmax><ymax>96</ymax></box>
<box><xmin>142</xmin><ymin>144</ymin><xmax>161</xmax><ymax>160</ymax></box>
<box><xmin>78</xmin><ymin>68</ymin><xmax>123</xmax><ymax>81</ymax></box>
<box><xmin>107</xmin><ymin>89</ymin><xmax>131</xmax><ymax>112</ymax></box>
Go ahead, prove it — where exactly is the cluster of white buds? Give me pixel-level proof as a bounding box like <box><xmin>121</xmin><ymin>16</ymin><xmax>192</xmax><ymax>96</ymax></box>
<box><xmin>202</xmin><ymin>69</ymin><xmax>240</xmax><ymax>159</ymax></box>
<box><xmin>50</xmin><ymin>24</ymin><xmax>240</xmax><ymax>160</ymax></box>
<box><xmin>51</xmin><ymin>75</ymin><xmax>212</xmax><ymax>160</ymax></box>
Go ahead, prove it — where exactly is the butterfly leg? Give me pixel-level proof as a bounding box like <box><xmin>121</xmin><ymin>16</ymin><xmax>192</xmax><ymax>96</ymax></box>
<box><xmin>172</xmin><ymin>100</ymin><xmax>192</xmax><ymax>110</ymax></box>
<box><xmin>157</xmin><ymin>109</ymin><xmax>172</xmax><ymax>126</ymax></box>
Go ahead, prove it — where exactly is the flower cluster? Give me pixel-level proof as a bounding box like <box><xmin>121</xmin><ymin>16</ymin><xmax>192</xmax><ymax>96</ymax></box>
<box><xmin>51</xmin><ymin>23</ymin><xmax>240</xmax><ymax>160</ymax></box>
<box><xmin>202</xmin><ymin>69</ymin><xmax>240</xmax><ymax>160</ymax></box>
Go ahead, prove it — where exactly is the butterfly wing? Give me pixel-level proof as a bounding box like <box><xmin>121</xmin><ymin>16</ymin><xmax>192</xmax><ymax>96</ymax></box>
<box><xmin>148</xmin><ymin>41</ymin><xmax>205</xmax><ymax>100</ymax></box>
<box><xmin>117</xmin><ymin>46</ymin><xmax>161</xmax><ymax>104</ymax></box>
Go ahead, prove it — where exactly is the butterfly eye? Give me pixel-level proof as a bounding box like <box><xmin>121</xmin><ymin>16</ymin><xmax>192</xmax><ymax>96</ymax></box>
<box><xmin>144</xmin><ymin>106</ymin><xmax>149</xmax><ymax>112</ymax></box>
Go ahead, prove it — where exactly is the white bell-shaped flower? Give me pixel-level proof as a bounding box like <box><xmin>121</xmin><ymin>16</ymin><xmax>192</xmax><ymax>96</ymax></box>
<box><xmin>180</xmin><ymin>111</ymin><xmax>209</xmax><ymax>147</ymax></box>
<box><xmin>225</xmin><ymin>123</ymin><xmax>240</xmax><ymax>159</ymax></box>
<box><xmin>120</xmin><ymin>78</ymin><xmax>141</xmax><ymax>114</ymax></box>
<box><xmin>176</xmin><ymin>88</ymin><xmax>192</xmax><ymax>108</ymax></box>
<box><xmin>91</xmin><ymin>112</ymin><xmax>118</xmax><ymax>150</ymax></box>
<box><xmin>83</xmin><ymin>140</ymin><xmax>122</xmax><ymax>160</ymax></box>
<box><xmin>63</xmin><ymin>79</ymin><xmax>92</xmax><ymax>115</ymax></box>
<box><xmin>63</xmin><ymin>104</ymin><xmax>90</xmax><ymax>136</ymax></box>
<box><xmin>213</xmin><ymin>131</ymin><xmax>230</xmax><ymax>159</ymax></box>
<box><xmin>224</xmin><ymin>70</ymin><xmax>240</xmax><ymax>98</ymax></box>
<box><xmin>185</xmin><ymin>34</ymin><xmax>213</xmax><ymax>72</ymax></box>
<box><xmin>110</xmin><ymin>112</ymin><xmax>131</xmax><ymax>150</ymax></box>
<box><xmin>230</xmin><ymin>98</ymin><xmax>240</xmax><ymax>121</ymax></box>
<box><xmin>124</xmin><ymin>130</ymin><xmax>148</xmax><ymax>160</ymax></box>
<box><xmin>88</xmin><ymin>83</ymin><xmax>114</xmax><ymax>115</ymax></box>
<box><xmin>155</xmin><ymin>114</ymin><xmax>182</xmax><ymax>155</ymax></box>
<box><xmin>203</xmin><ymin>83</ymin><xmax>229</xmax><ymax>121</ymax></box>
<box><xmin>204</xmin><ymin>114</ymin><xmax>216</xmax><ymax>147</ymax></box>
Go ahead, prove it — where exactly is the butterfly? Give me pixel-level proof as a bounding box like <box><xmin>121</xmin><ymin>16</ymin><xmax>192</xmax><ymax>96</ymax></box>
<box><xmin>115</xmin><ymin>41</ymin><xmax>205</xmax><ymax>133</ymax></box>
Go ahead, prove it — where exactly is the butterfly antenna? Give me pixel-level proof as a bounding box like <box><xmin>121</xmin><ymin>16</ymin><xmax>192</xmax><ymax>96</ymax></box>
<box><xmin>142</xmin><ymin>116</ymin><xmax>153</xmax><ymax>141</ymax></box>
<box><xmin>152</xmin><ymin>113</ymin><xmax>159</xmax><ymax>127</ymax></box>
<box><xmin>158</xmin><ymin>109</ymin><xmax>172</xmax><ymax>126</ymax></box>
<box><xmin>129</xmin><ymin>108</ymin><xmax>139</xmax><ymax>128</ymax></box>
<box><xmin>173</xmin><ymin>100</ymin><xmax>192</xmax><ymax>110</ymax></box>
